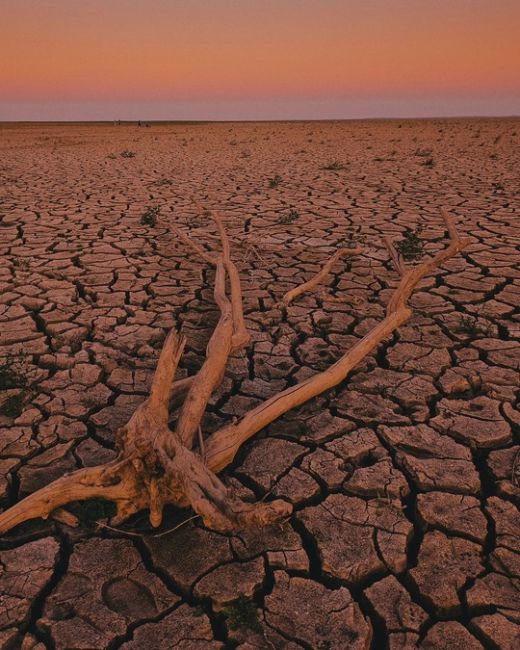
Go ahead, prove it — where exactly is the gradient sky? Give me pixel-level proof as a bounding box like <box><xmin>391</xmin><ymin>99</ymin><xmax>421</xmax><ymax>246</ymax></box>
<box><xmin>1</xmin><ymin>0</ymin><xmax>519</xmax><ymax>120</ymax></box>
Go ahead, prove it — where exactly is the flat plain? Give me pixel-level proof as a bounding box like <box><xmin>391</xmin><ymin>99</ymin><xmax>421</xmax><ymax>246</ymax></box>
<box><xmin>0</xmin><ymin>119</ymin><xmax>519</xmax><ymax>649</ymax></box>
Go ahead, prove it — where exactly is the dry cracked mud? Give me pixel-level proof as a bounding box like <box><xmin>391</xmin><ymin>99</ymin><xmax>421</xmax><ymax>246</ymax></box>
<box><xmin>0</xmin><ymin>119</ymin><xmax>519</xmax><ymax>649</ymax></box>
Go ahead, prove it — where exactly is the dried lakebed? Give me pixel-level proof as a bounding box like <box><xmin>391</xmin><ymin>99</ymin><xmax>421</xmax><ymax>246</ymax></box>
<box><xmin>0</xmin><ymin>119</ymin><xmax>519</xmax><ymax>649</ymax></box>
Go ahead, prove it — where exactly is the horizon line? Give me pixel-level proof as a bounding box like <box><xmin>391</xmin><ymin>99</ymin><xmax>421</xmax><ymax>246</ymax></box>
<box><xmin>1</xmin><ymin>113</ymin><xmax>519</xmax><ymax>125</ymax></box>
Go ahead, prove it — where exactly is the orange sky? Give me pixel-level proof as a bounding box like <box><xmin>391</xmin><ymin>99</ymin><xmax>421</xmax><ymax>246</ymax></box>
<box><xmin>1</xmin><ymin>0</ymin><xmax>519</xmax><ymax>119</ymax></box>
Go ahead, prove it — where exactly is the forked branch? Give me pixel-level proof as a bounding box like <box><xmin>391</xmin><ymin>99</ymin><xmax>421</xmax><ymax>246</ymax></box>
<box><xmin>205</xmin><ymin>210</ymin><xmax>469</xmax><ymax>471</ymax></box>
<box><xmin>0</xmin><ymin>208</ymin><xmax>467</xmax><ymax>537</ymax></box>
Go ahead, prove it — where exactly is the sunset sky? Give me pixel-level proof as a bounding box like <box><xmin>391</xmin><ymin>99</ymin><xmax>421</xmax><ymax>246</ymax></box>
<box><xmin>1</xmin><ymin>0</ymin><xmax>519</xmax><ymax>120</ymax></box>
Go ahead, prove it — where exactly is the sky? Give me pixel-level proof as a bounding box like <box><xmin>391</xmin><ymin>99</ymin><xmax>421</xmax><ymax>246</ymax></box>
<box><xmin>1</xmin><ymin>0</ymin><xmax>519</xmax><ymax>121</ymax></box>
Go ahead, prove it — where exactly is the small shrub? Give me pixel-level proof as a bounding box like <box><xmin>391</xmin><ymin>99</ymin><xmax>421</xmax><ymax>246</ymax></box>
<box><xmin>269</xmin><ymin>174</ymin><xmax>282</xmax><ymax>188</ymax></box>
<box><xmin>323</xmin><ymin>161</ymin><xmax>345</xmax><ymax>171</ymax></box>
<box><xmin>0</xmin><ymin>353</ymin><xmax>30</xmax><ymax>419</ymax></box>
<box><xmin>0</xmin><ymin>392</ymin><xmax>25</xmax><ymax>418</ymax></box>
<box><xmin>0</xmin><ymin>354</ymin><xmax>28</xmax><ymax>391</ymax></box>
<box><xmin>414</xmin><ymin>148</ymin><xmax>432</xmax><ymax>158</ymax></box>
<box><xmin>120</xmin><ymin>150</ymin><xmax>136</xmax><ymax>158</ymax></box>
<box><xmin>278</xmin><ymin>210</ymin><xmax>300</xmax><ymax>225</ymax></box>
<box><xmin>222</xmin><ymin>596</ymin><xmax>262</xmax><ymax>634</ymax></box>
<box><xmin>140</xmin><ymin>205</ymin><xmax>160</xmax><ymax>227</ymax></box>
<box><xmin>16</xmin><ymin>259</ymin><xmax>30</xmax><ymax>271</ymax></box>
<box><xmin>421</xmin><ymin>157</ymin><xmax>435</xmax><ymax>168</ymax></box>
<box><xmin>456</xmin><ymin>315</ymin><xmax>492</xmax><ymax>338</ymax></box>
<box><xmin>396</xmin><ymin>228</ymin><xmax>424</xmax><ymax>260</ymax></box>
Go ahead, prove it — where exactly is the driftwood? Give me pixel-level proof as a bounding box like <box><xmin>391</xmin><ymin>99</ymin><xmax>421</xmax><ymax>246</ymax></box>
<box><xmin>280</xmin><ymin>246</ymin><xmax>363</xmax><ymax>306</ymax></box>
<box><xmin>0</xmin><ymin>207</ymin><xmax>468</xmax><ymax>535</ymax></box>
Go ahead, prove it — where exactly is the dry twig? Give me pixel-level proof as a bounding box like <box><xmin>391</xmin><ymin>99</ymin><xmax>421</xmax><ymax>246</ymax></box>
<box><xmin>280</xmin><ymin>247</ymin><xmax>363</xmax><ymax>306</ymax></box>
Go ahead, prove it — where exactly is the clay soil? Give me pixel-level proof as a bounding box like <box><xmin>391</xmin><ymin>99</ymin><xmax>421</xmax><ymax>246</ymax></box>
<box><xmin>0</xmin><ymin>119</ymin><xmax>519</xmax><ymax>649</ymax></box>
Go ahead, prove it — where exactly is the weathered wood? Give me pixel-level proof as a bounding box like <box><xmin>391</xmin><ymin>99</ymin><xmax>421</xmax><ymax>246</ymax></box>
<box><xmin>0</xmin><ymin>208</ymin><xmax>467</xmax><ymax>536</ymax></box>
<box><xmin>280</xmin><ymin>246</ymin><xmax>363</xmax><ymax>306</ymax></box>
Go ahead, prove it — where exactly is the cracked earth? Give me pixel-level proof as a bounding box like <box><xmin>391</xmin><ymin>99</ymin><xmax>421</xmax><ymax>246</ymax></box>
<box><xmin>0</xmin><ymin>119</ymin><xmax>519</xmax><ymax>649</ymax></box>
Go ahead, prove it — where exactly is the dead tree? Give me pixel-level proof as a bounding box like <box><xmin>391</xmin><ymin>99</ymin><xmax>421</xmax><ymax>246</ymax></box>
<box><xmin>0</xmin><ymin>207</ymin><xmax>468</xmax><ymax>535</ymax></box>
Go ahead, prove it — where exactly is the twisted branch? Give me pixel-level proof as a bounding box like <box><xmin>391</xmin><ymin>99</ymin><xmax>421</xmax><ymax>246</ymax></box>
<box><xmin>0</xmin><ymin>207</ymin><xmax>467</xmax><ymax>537</ymax></box>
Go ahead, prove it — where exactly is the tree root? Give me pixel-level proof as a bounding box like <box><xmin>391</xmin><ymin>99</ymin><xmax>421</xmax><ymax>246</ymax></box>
<box><xmin>0</xmin><ymin>206</ymin><xmax>467</xmax><ymax>536</ymax></box>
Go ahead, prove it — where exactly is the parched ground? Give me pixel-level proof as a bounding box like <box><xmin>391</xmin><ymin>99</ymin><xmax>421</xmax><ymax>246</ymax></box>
<box><xmin>0</xmin><ymin>119</ymin><xmax>519</xmax><ymax>649</ymax></box>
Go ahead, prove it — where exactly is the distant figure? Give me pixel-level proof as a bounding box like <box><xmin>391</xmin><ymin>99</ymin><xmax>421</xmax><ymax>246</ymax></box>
<box><xmin>138</xmin><ymin>120</ymin><xmax>142</xmax><ymax>127</ymax></box>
